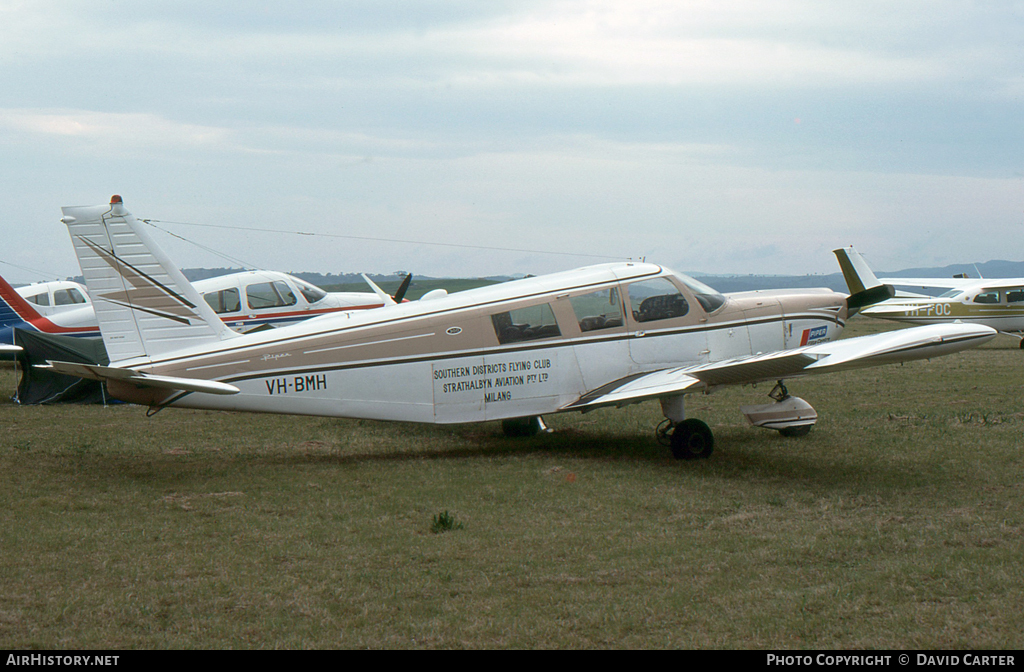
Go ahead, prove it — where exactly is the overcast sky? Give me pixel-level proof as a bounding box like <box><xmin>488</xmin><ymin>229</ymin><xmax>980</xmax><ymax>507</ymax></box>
<box><xmin>1</xmin><ymin>1</ymin><xmax>1022</xmax><ymax>284</ymax></box>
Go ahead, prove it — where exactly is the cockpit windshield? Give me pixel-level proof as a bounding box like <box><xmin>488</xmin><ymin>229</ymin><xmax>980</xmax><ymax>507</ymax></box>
<box><xmin>295</xmin><ymin>280</ymin><xmax>328</xmax><ymax>304</ymax></box>
<box><xmin>938</xmin><ymin>289</ymin><xmax>965</xmax><ymax>299</ymax></box>
<box><xmin>674</xmin><ymin>273</ymin><xmax>726</xmax><ymax>313</ymax></box>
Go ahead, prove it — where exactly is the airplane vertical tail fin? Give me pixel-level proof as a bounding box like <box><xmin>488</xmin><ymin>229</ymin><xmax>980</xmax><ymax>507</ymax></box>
<box><xmin>833</xmin><ymin>246</ymin><xmax>895</xmax><ymax>311</ymax></box>
<box><xmin>59</xmin><ymin>196</ymin><xmax>238</xmax><ymax>364</ymax></box>
<box><xmin>0</xmin><ymin>273</ymin><xmax>35</xmax><ymax>331</ymax></box>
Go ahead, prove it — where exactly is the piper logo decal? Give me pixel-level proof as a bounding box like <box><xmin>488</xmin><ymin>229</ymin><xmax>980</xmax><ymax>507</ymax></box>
<box><xmin>800</xmin><ymin>326</ymin><xmax>828</xmax><ymax>346</ymax></box>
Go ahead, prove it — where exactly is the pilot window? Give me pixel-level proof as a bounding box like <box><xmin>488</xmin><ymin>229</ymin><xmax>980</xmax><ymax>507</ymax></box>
<box><xmin>25</xmin><ymin>292</ymin><xmax>49</xmax><ymax>306</ymax></box>
<box><xmin>1006</xmin><ymin>289</ymin><xmax>1024</xmax><ymax>303</ymax></box>
<box><xmin>569</xmin><ymin>287</ymin><xmax>624</xmax><ymax>332</ymax></box>
<box><xmin>491</xmin><ymin>303</ymin><xmax>561</xmax><ymax>344</ymax></box>
<box><xmin>247</xmin><ymin>281</ymin><xmax>298</xmax><ymax>310</ymax></box>
<box><xmin>204</xmin><ymin>288</ymin><xmax>241</xmax><ymax>314</ymax></box>
<box><xmin>53</xmin><ymin>288</ymin><xmax>86</xmax><ymax>306</ymax></box>
<box><xmin>973</xmin><ymin>291</ymin><xmax>1000</xmax><ymax>304</ymax></box>
<box><xmin>627</xmin><ymin>278</ymin><xmax>689</xmax><ymax>323</ymax></box>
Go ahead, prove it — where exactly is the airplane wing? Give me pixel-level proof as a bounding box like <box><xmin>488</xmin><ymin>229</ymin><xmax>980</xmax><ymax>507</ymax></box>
<box><xmin>563</xmin><ymin>322</ymin><xmax>995</xmax><ymax>412</ymax></box>
<box><xmin>879</xmin><ymin>277</ymin><xmax>975</xmax><ymax>290</ymax></box>
<box><xmin>41</xmin><ymin>360</ymin><xmax>240</xmax><ymax>396</ymax></box>
<box><xmin>0</xmin><ymin>344</ymin><xmax>22</xmax><ymax>354</ymax></box>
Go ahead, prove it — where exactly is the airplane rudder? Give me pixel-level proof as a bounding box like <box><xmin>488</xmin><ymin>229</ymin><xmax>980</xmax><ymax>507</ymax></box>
<box><xmin>0</xmin><ymin>273</ymin><xmax>42</xmax><ymax>328</ymax></box>
<box><xmin>833</xmin><ymin>246</ymin><xmax>881</xmax><ymax>294</ymax></box>
<box><xmin>61</xmin><ymin>197</ymin><xmax>236</xmax><ymax>363</ymax></box>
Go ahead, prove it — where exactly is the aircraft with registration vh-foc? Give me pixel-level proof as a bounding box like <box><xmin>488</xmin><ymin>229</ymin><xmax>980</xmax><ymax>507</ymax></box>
<box><xmin>42</xmin><ymin>197</ymin><xmax>996</xmax><ymax>460</ymax></box>
<box><xmin>836</xmin><ymin>246</ymin><xmax>1024</xmax><ymax>348</ymax></box>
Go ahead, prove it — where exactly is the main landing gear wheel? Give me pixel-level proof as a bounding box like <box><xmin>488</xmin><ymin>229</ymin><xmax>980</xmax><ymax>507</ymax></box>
<box><xmin>669</xmin><ymin>418</ymin><xmax>715</xmax><ymax>461</ymax></box>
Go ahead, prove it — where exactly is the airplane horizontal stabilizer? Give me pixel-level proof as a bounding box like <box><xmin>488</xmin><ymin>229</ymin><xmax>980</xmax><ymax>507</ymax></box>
<box><xmin>564</xmin><ymin>323</ymin><xmax>995</xmax><ymax>412</ymax></box>
<box><xmin>42</xmin><ymin>360</ymin><xmax>240</xmax><ymax>395</ymax></box>
<box><xmin>846</xmin><ymin>284</ymin><xmax>895</xmax><ymax>310</ymax></box>
<box><xmin>0</xmin><ymin>344</ymin><xmax>22</xmax><ymax>354</ymax></box>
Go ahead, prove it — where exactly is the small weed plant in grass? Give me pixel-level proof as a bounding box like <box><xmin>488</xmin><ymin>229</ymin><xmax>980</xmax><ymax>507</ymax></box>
<box><xmin>430</xmin><ymin>510</ymin><xmax>464</xmax><ymax>534</ymax></box>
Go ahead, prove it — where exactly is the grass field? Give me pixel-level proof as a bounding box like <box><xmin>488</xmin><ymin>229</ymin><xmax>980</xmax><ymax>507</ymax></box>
<box><xmin>1</xmin><ymin>319</ymin><xmax>1022</xmax><ymax>649</ymax></box>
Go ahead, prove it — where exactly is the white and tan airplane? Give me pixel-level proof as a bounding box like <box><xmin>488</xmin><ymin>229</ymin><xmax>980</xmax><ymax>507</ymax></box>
<box><xmin>43</xmin><ymin>197</ymin><xmax>996</xmax><ymax>460</ymax></box>
<box><xmin>835</xmin><ymin>246</ymin><xmax>1024</xmax><ymax>348</ymax></box>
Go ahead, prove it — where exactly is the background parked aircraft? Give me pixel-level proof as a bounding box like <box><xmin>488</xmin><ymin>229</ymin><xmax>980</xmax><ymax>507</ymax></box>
<box><xmin>836</xmin><ymin>246</ymin><xmax>1024</xmax><ymax>347</ymax></box>
<box><xmin>0</xmin><ymin>269</ymin><xmax>412</xmax><ymax>348</ymax></box>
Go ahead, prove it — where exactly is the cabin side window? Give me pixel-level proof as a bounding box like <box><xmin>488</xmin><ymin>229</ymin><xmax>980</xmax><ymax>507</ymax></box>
<box><xmin>973</xmin><ymin>291</ymin><xmax>1000</xmax><ymax>304</ymax></box>
<box><xmin>1005</xmin><ymin>289</ymin><xmax>1024</xmax><ymax>303</ymax></box>
<box><xmin>626</xmin><ymin>278</ymin><xmax>689</xmax><ymax>323</ymax></box>
<box><xmin>491</xmin><ymin>303</ymin><xmax>561</xmax><ymax>344</ymax></box>
<box><xmin>246</xmin><ymin>281</ymin><xmax>298</xmax><ymax>310</ymax></box>
<box><xmin>25</xmin><ymin>292</ymin><xmax>49</xmax><ymax>306</ymax></box>
<box><xmin>53</xmin><ymin>288</ymin><xmax>86</xmax><ymax>306</ymax></box>
<box><xmin>568</xmin><ymin>287</ymin><xmax>624</xmax><ymax>332</ymax></box>
<box><xmin>203</xmin><ymin>288</ymin><xmax>241</xmax><ymax>314</ymax></box>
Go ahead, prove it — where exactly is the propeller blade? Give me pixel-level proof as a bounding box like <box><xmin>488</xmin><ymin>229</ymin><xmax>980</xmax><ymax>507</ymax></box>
<box><xmin>393</xmin><ymin>273</ymin><xmax>412</xmax><ymax>303</ymax></box>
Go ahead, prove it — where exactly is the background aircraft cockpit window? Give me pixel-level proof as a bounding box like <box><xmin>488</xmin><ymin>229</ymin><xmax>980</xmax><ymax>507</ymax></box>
<box><xmin>973</xmin><ymin>291</ymin><xmax>1000</xmax><ymax>304</ymax></box>
<box><xmin>569</xmin><ymin>287</ymin><xmax>624</xmax><ymax>332</ymax></box>
<box><xmin>939</xmin><ymin>289</ymin><xmax>965</xmax><ymax>299</ymax></box>
<box><xmin>25</xmin><ymin>292</ymin><xmax>49</xmax><ymax>306</ymax></box>
<box><xmin>53</xmin><ymin>288</ymin><xmax>86</xmax><ymax>306</ymax></box>
<box><xmin>491</xmin><ymin>303</ymin><xmax>561</xmax><ymax>344</ymax></box>
<box><xmin>674</xmin><ymin>273</ymin><xmax>726</xmax><ymax>313</ymax></box>
<box><xmin>627</xmin><ymin>278</ymin><xmax>689</xmax><ymax>323</ymax></box>
<box><xmin>203</xmin><ymin>288</ymin><xmax>241</xmax><ymax>314</ymax></box>
<box><xmin>246</xmin><ymin>281</ymin><xmax>298</xmax><ymax>310</ymax></box>
<box><xmin>295</xmin><ymin>280</ymin><xmax>327</xmax><ymax>304</ymax></box>
<box><xmin>1006</xmin><ymin>289</ymin><xmax>1024</xmax><ymax>303</ymax></box>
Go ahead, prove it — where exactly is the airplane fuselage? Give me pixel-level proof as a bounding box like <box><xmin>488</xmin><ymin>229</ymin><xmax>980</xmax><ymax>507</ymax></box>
<box><xmin>109</xmin><ymin>263</ymin><xmax>850</xmax><ymax>423</ymax></box>
<box><xmin>861</xmin><ymin>293</ymin><xmax>1024</xmax><ymax>334</ymax></box>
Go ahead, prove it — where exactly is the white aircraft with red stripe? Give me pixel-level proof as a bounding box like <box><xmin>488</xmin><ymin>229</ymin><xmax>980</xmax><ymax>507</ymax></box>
<box><xmin>1</xmin><ymin>264</ymin><xmax>423</xmax><ymax>352</ymax></box>
<box><xmin>0</xmin><ymin>276</ymin><xmax>99</xmax><ymax>346</ymax></box>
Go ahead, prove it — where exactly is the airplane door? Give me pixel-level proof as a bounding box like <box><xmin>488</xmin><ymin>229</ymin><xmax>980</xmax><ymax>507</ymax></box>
<box><xmin>743</xmin><ymin>297</ymin><xmax>785</xmax><ymax>355</ymax></box>
<box><xmin>625</xmin><ymin>277</ymin><xmax>709</xmax><ymax>368</ymax></box>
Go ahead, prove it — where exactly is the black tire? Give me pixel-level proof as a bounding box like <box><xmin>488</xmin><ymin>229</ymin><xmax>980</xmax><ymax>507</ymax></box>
<box><xmin>670</xmin><ymin>418</ymin><xmax>715</xmax><ymax>460</ymax></box>
<box><xmin>779</xmin><ymin>424</ymin><xmax>812</xmax><ymax>438</ymax></box>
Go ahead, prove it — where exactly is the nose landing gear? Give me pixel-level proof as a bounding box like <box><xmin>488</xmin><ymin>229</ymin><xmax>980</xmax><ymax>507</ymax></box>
<box><xmin>740</xmin><ymin>381</ymin><xmax>817</xmax><ymax>437</ymax></box>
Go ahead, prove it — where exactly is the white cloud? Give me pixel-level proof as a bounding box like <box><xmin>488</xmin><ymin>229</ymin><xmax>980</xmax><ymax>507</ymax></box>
<box><xmin>0</xmin><ymin>109</ymin><xmax>230</xmax><ymax>151</ymax></box>
<box><xmin>0</xmin><ymin>1</ymin><xmax>1021</xmax><ymax>282</ymax></box>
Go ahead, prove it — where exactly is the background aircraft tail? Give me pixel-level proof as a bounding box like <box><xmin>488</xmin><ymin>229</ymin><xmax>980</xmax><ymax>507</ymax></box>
<box><xmin>60</xmin><ymin>196</ymin><xmax>238</xmax><ymax>364</ymax></box>
<box><xmin>0</xmin><ymin>273</ymin><xmax>36</xmax><ymax>333</ymax></box>
<box><xmin>833</xmin><ymin>246</ymin><xmax>895</xmax><ymax>311</ymax></box>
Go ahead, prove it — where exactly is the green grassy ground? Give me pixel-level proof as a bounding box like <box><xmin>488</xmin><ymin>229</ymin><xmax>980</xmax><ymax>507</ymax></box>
<box><xmin>0</xmin><ymin>319</ymin><xmax>1021</xmax><ymax>648</ymax></box>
